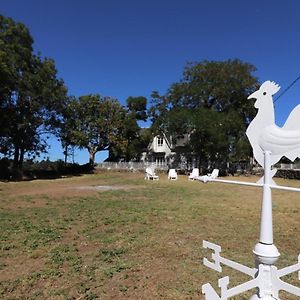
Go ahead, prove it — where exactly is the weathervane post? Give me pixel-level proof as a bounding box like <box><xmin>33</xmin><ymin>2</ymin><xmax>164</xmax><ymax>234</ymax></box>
<box><xmin>250</xmin><ymin>149</ymin><xmax>280</xmax><ymax>300</ymax></box>
<box><xmin>201</xmin><ymin>81</ymin><xmax>300</xmax><ymax>299</ymax></box>
<box><xmin>253</xmin><ymin>150</ymin><xmax>280</xmax><ymax>267</ymax></box>
<box><xmin>260</xmin><ymin>150</ymin><xmax>273</xmax><ymax>244</ymax></box>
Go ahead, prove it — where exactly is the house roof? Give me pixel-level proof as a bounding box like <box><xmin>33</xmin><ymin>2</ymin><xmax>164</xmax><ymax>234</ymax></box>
<box><xmin>161</xmin><ymin>132</ymin><xmax>172</xmax><ymax>149</ymax></box>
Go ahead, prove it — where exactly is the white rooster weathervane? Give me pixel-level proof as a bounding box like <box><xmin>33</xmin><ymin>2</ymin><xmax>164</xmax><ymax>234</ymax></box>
<box><xmin>201</xmin><ymin>81</ymin><xmax>300</xmax><ymax>299</ymax></box>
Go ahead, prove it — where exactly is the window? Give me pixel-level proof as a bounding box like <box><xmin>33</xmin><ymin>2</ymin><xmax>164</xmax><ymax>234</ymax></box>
<box><xmin>155</xmin><ymin>156</ymin><xmax>165</xmax><ymax>166</ymax></box>
<box><xmin>157</xmin><ymin>137</ymin><xmax>163</xmax><ymax>147</ymax></box>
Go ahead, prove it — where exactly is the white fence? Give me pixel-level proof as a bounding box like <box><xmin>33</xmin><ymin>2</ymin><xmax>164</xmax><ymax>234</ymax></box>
<box><xmin>96</xmin><ymin>162</ymin><xmax>300</xmax><ymax>173</ymax></box>
<box><xmin>96</xmin><ymin>162</ymin><xmax>169</xmax><ymax>171</ymax></box>
<box><xmin>275</xmin><ymin>163</ymin><xmax>300</xmax><ymax>170</ymax></box>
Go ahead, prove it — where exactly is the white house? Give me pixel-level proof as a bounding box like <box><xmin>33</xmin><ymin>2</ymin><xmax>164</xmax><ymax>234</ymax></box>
<box><xmin>147</xmin><ymin>134</ymin><xmax>173</xmax><ymax>166</ymax></box>
<box><xmin>141</xmin><ymin>133</ymin><xmax>198</xmax><ymax>170</ymax></box>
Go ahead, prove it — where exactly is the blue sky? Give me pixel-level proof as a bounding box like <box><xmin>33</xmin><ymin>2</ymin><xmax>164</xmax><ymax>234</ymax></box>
<box><xmin>2</xmin><ymin>0</ymin><xmax>300</xmax><ymax>164</ymax></box>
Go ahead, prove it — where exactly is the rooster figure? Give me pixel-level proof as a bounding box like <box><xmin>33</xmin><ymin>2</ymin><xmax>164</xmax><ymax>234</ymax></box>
<box><xmin>246</xmin><ymin>80</ymin><xmax>300</xmax><ymax>178</ymax></box>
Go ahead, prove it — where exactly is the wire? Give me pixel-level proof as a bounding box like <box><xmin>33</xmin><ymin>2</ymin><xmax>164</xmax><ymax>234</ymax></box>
<box><xmin>274</xmin><ymin>75</ymin><xmax>300</xmax><ymax>103</ymax></box>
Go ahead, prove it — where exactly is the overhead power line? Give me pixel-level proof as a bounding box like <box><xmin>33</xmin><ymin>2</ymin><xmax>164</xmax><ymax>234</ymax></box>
<box><xmin>274</xmin><ymin>75</ymin><xmax>300</xmax><ymax>103</ymax></box>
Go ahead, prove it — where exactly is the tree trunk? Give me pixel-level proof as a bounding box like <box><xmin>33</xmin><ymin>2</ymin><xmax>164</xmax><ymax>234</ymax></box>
<box><xmin>64</xmin><ymin>144</ymin><xmax>68</xmax><ymax>165</ymax></box>
<box><xmin>12</xmin><ymin>145</ymin><xmax>22</xmax><ymax>180</ymax></box>
<box><xmin>13</xmin><ymin>146</ymin><xmax>19</xmax><ymax>169</ymax></box>
<box><xmin>72</xmin><ymin>147</ymin><xmax>75</xmax><ymax>164</ymax></box>
<box><xmin>89</xmin><ymin>150</ymin><xmax>96</xmax><ymax>166</ymax></box>
<box><xmin>19</xmin><ymin>146</ymin><xmax>24</xmax><ymax>169</ymax></box>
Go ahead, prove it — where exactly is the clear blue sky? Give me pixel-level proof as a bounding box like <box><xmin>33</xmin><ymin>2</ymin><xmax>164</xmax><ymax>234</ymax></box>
<box><xmin>2</xmin><ymin>0</ymin><xmax>300</xmax><ymax>164</ymax></box>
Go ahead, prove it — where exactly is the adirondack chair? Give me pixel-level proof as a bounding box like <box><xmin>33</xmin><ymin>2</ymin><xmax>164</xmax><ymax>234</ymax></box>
<box><xmin>168</xmin><ymin>169</ymin><xmax>178</xmax><ymax>180</ymax></box>
<box><xmin>208</xmin><ymin>169</ymin><xmax>219</xmax><ymax>179</ymax></box>
<box><xmin>188</xmin><ymin>168</ymin><xmax>199</xmax><ymax>180</ymax></box>
<box><xmin>197</xmin><ymin>169</ymin><xmax>219</xmax><ymax>183</ymax></box>
<box><xmin>145</xmin><ymin>167</ymin><xmax>159</xmax><ymax>180</ymax></box>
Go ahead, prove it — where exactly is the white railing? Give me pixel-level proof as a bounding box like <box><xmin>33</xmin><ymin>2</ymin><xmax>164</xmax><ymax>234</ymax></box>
<box><xmin>96</xmin><ymin>162</ymin><xmax>168</xmax><ymax>171</ymax></box>
<box><xmin>276</xmin><ymin>163</ymin><xmax>300</xmax><ymax>170</ymax></box>
<box><xmin>97</xmin><ymin>162</ymin><xmax>300</xmax><ymax>172</ymax></box>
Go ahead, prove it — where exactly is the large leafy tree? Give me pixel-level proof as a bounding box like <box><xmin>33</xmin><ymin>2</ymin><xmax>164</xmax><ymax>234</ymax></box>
<box><xmin>149</xmin><ymin>59</ymin><xmax>259</xmax><ymax>169</ymax></box>
<box><xmin>126</xmin><ymin>96</ymin><xmax>147</xmax><ymax>121</ymax></box>
<box><xmin>59</xmin><ymin>96</ymin><xmax>78</xmax><ymax>164</ymax></box>
<box><xmin>0</xmin><ymin>15</ymin><xmax>33</xmax><ymax>143</ymax></box>
<box><xmin>67</xmin><ymin>94</ymin><xmax>126</xmax><ymax>166</ymax></box>
<box><xmin>0</xmin><ymin>15</ymin><xmax>67</xmax><ymax>173</ymax></box>
<box><xmin>108</xmin><ymin>96</ymin><xmax>148</xmax><ymax>161</ymax></box>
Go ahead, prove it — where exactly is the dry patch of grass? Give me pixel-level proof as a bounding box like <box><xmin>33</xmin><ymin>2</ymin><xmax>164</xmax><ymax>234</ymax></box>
<box><xmin>0</xmin><ymin>172</ymin><xmax>300</xmax><ymax>299</ymax></box>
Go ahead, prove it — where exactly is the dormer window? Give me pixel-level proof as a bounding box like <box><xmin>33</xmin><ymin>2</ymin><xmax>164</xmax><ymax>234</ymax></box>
<box><xmin>157</xmin><ymin>137</ymin><xmax>163</xmax><ymax>147</ymax></box>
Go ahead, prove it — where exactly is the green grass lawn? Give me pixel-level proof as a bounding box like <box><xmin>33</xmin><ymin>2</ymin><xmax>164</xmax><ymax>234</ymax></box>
<box><xmin>1</xmin><ymin>172</ymin><xmax>300</xmax><ymax>299</ymax></box>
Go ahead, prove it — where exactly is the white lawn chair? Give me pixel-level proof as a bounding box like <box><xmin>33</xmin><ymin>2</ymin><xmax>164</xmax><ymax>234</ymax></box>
<box><xmin>168</xmin><ymin>169</ymin><xmax>178</xmax><ymax>180</ymax></box>
<box><xmin>197</xmin><ymin>169</ymin><xmax>219</xmax><ymax>183</ymax></box>
<box><xmin>188</xmin><ymin>168</ymin><xmax>199</xmax><ymax>180</ymax></box>
<box><xmin>208</xmin><ymin>169</ymin><xmax>219</xmax><ymax>179</ymax></box>
<box><xmin>145</xmin><ymin>167</ymin><xmax>159</xmax><ymax>180</ymax></box>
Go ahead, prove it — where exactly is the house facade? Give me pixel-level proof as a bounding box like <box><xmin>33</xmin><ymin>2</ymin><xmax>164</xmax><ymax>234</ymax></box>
<box><xmin>141</xmin><ymin>133</ymin><xmax>199</xmax><ymax>170</ymax></box>
<box><xmin>145</xmin><ymin>134</ymin><xmax>173</xmax><ymax>167</ymax></box>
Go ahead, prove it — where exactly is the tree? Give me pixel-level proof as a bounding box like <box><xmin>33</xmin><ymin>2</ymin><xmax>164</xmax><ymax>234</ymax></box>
<box><xmin>68</xmin><ymin>94</ymin><xmax>126</xmax><ymax>166</ymax></box>
<box><xmin>123</xmin><ymin>96</ymin><xmax>148</xmax><ymax>161</ymax></box>
<box><xmin>108</xmin><ymin>96</ymin><xmax>148</xmax><ymax>162</ymax></box>
<box><xmin>0</xmin><ymin>15</ymin><xmax>33</xmax><ymax>146</ymax></box>
<box><xmin>0</xmin><ymin>15</ymin><xmax>68</xmax><ymax>174</ymax></box>
<box><xmin>126</xmin><ymin>96</ymin><xmax>147</xmax><ymax>121</ymax></box>
<box><xmin>149</xmin><ymin>59</ymin><xmax>259</xmax><ymax>169</ymax></box>
<box><xmin>59</xmin><ymin>96</ymin><xmax>78</xmax><ymax>164</ymax></box>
